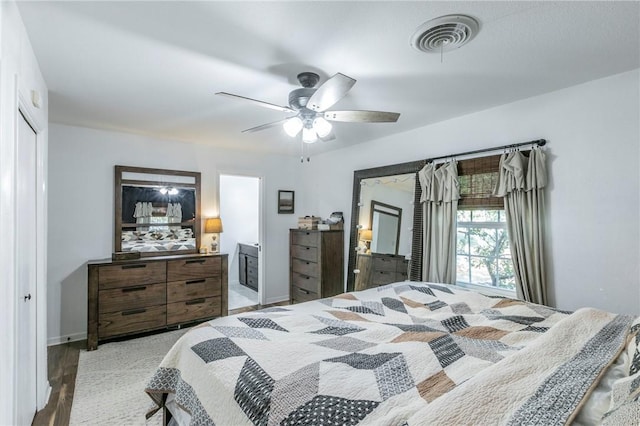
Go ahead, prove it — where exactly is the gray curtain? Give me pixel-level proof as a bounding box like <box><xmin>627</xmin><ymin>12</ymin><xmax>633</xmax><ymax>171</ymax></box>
<box><xmin>494</xmin><ymin>148</ymin><xmax>548</xmax><ymax>305</ymax></box>
<box><xmin>418</xmin><ymin>161</ymin><xmax>460</xmax><ymax>283</ymax></box>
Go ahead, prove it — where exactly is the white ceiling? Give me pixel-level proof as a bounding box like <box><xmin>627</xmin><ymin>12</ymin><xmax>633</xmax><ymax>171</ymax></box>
<box><xmin>17</xmin><ymin>1</ymin><xmax>640</xmax><ymax>157</ymax></box>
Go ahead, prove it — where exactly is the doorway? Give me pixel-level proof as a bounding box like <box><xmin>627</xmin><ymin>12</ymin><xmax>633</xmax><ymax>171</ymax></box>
<box><xmin>16</xmin><ymin>110</ymin><xmax>38</xmax><ymax>424</ymax></box>
<box><xmin>219</xmin><ymin>174</ymin><xmax>262</xmax><ymax>310</ymax></box>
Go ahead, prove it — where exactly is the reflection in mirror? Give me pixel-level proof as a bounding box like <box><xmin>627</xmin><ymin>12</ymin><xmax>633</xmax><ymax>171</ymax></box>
<box><xmin>357</xmin><ymin>173</ymin><xmax>415</xmax><ymax>256</ymax></box>
<box><xmin>348</xmin><ymin>161</ymin><xmax>425</xmax><ymax>292</ymax></box>
<box><xmin>115</xmin><ymin>166</ymin><xmax>201</xmax><ymax>256</ymax></box>
<box><xmin>370</xmin><ymin>201</ymin><xmax>402</xmax><ymax>255</ymax></box>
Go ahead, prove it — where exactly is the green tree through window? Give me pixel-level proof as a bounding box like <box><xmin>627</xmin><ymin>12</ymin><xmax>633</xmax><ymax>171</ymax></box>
<box><xmin>456</xmin><ymin>210</ymin><xmax>515</xmax><ymax>291</ymax></box>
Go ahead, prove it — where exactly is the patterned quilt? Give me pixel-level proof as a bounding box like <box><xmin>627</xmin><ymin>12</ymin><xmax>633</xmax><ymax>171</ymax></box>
<box><xmin>145</xmin><ymin>282</ymin><xmax>638</xmax><ymax>425</ymax></box>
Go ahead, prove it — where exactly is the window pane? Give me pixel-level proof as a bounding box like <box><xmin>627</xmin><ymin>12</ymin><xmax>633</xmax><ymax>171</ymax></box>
<box><xmin>455</xmin><ymin>208</ymin><xmax>514</xmax><ymax>293</ymax></box>
<box><xmin>497</xmin><ymin>229</ymin><xmax>511</xmax><ymax>257</ymax></box>
<box><xmin>457</xmin><ymin>210</ymin><xmax>471</xmax><ymax>222</ymax></box>
<box><xmin>470</xmin><ymin>257</ymin><xmax>493</xmax><ymax>285</ymax></box>
<box><xmin>471</xmin><ymin>209</ymin><xmax>499</xmax><ymax>222</ymax></box>
<box><xmin>497</xmin><ymin>259</ymin><xmax>516</xmax><ymax>290</ymax></box>
<box><xmin>456</xmin><ymin>255</ymin><xmax>471</xmax><ymax>284</ymax></box>
<box><xmin>457</xmin><ymin>229</ymin><xmax>469</xmax><ymax>255</ymax></box>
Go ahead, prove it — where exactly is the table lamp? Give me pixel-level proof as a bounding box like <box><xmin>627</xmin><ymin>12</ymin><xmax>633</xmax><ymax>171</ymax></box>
<box><xmin>205</xmin><ymin>217</ymin><xmax>223</xmax><ymax>253</ymax></box>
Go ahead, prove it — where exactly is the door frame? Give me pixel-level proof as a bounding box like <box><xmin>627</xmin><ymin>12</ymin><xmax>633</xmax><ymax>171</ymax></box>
<box><xmin>217</xmin><ymin>171</ymin><xmax>266</xmax><ymax>306</ymax></box>
<box><xmin>16</xmin><ymin>90</ymin><xmax>50</xmax><ymax>414</ymax></box>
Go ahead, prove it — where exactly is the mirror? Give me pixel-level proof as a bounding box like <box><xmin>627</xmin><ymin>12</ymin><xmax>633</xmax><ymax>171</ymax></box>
<box><xmin>115</xmin><ymin>166</ymin><xmax>201</xmax><ymax>256</ymax></box>
<box><xmin>370</xmin><ymin>201</ymin><xmax>402</xmax><ymax>255</ymax></box>
<box><xmin>347</xmin><ymin>160</ymin><xmax>426</xmax><ymax>292</ymax></box>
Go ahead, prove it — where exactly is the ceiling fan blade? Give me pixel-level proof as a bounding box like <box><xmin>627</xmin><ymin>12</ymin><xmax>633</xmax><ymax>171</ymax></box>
<box><xmin>216</xmin><ymin>92</ymin><xmax>295</xmax><ymax>113</ymax></box>
<box><xmin>241</xmin><ymin>117</ymin><xmax>292</xmax><ymax>133</ymax></box>
<box><xmin>307</xmin><ymin>73</ymin><xmax>356</xmax><ymax>112</ymax></box>
<box><xmin>324</xmin><ymin>110</ymin><xmax>400</xmax><ymax>123</ymax></box>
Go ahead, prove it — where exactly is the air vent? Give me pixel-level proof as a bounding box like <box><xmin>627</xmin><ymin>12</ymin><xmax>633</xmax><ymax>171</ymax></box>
<box><xmin>410</xmin><ymin>14</ymin><xmax>479</xmax><ymax>53</ymax></box>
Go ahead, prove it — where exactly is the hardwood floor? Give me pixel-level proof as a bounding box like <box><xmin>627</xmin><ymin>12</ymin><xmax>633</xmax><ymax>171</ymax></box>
<box><xmin>31</xmin><ymin>301</ymin><xmax>289</xmax><ymax>425</ymax></box>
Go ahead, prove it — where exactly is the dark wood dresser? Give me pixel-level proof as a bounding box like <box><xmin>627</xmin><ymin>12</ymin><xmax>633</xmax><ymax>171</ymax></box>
<box><xmin>354</xmin><ymin>253</ymin><xmax>409</xmax><ymax>291</ymax></box>
<box><xmin>87</xmin><ymin>253</ymin><xmax>227</xmax><ymax>350</ymax></box>
<box><xmin>238</xmin><ymin>243</ymin><xmax>258</xmax><ymax>291</ymax></box>
<box><xmin>289</xmin><ymin>229</ymin><xmax>344</xmax><ymax>304</ymax></box>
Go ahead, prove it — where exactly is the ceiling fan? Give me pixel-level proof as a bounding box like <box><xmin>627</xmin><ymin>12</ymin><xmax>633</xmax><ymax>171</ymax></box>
<box><xmin>216</xmin><ymin>72</ymin><xmax>400</xmax><ymax>143</ymax></box>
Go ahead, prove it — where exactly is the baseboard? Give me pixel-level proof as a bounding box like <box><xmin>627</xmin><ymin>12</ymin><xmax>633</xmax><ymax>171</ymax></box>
<box><xmin>38</xmin><ymin>382</ymin><xmax>52</xmax><ymax>410</ymax></box>
<box><xmin>48</xmin><ymin>331</ymin><xmax>86</xmax><ymax>346</ymax></box>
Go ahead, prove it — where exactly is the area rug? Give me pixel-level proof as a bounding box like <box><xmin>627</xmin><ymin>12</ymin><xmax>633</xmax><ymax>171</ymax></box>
<box><xmin>69</xmin><ymin>329</ymin><xmax>188</xmax><ymax>425</ymax></box>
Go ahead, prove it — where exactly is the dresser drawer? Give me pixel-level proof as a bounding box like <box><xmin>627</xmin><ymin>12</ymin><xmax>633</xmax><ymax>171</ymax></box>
<box><xmin>247</xmin><ymin>266</ymin><xmax>258</xmax><ymax>280</ymax></box>
<box><xmin>396</xmin><ymin>271</ymin><xmax>408</xmax><ymax>281</ymax></box>
<box><xmin>99</xmin><ymin>305</ymin><xmax>166</xmax><ymax>338</ymax></box>
<box><xmin>291</xmin><ymin>231</ymin><xmax>319</xmax><ymax>248</ymax></box>
<box><xmin>291</xmin><ymin>258</ymin><xmax>319</xmax><ymax>277</ymax></box>
<box><xmin>372</xmin><ymin>256</ymin><xmax>397</xmax><ymax>272</ymax></box>
<box><xmin>98</xmin><ymin>283</ymin><xmax>166</xmax><ymax>315</ymax></box>
<box><xmin>245</xmin><ymin>275</ymin><xmax>258</xmax><ymax>291</ymax></box>
<box><xmin>167</xmin><ymin>277</ymin><xmax>221</xmax><ymax>304</ymax></box>
<box><xmin>291</xmin><ymin>285</ymin><xmax>318</xmax><ymax>303</ymax></box>
<box><xmin>98</xmin><ymin>262</ymin><xmax>166</xmax><ymax>290</ymax></box>
<box><xmin>396</xmin><ymin>259</ymin><xmax>409</xmax><ymax>273</ymax></box>
<box><xmin>291</xmin><ymin>245</ymin><xmax>318</xmax><ymax>262</ymax></box>
<box><xmin>245</xmin><ymin>255</ymin><xmax>258</xmax><ymax>269</ymax></box>
<box><xmin>167</xmin><ymin>256</ymin><xmax>221</xmax><ymax>281</ymax></box>
<box><xmin>167</xmin><ymin>296</ymin><xmax>221</xmax><ymax>325</ymax></box>
<box><xmin>292</xmin><ymin>271</ymin><xmax>319</xmax><ymax>294</ymax></box>
<box><xmin>372</xmin><ymin>270</ymin><xmax>397</xmax><ymax>286</ymax></box>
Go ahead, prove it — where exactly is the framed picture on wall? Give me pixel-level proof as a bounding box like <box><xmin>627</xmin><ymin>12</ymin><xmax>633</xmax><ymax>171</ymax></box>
<box><xmin>278</xmin><ymin>190</ymin><xmax>295</xmax><ymax>214</ymax></box>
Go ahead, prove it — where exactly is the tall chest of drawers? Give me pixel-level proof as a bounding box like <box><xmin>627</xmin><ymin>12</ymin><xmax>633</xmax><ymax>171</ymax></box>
<box><xmin>354</xmin><ymin>253</ymin><xmax>409</xmax><ymax>291</ymax></box>
<box><xmin>87</xmin><ymin>253</ymin><xmax>227</xmax><ymax>350</ymax></box>
<box><xmin>238</xmin><ymin>243</ymin><xmax>259</xmax><ymax>291</ymax></box>
<box><xmin>289</xmin><ymin>229</ymin><xmax>344</xmax><ymax>304</ymax></box>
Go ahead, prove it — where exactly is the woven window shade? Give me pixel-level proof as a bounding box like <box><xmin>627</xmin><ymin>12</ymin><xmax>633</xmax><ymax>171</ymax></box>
<box><xmin>457</xmin><ymin>154</ymin><xmax>503</xmax><ymax>209</ymax></box>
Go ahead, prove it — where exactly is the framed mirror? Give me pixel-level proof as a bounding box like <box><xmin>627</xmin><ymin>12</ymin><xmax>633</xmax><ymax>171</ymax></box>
<box><xmin>114</xmin><ymin>165</ymin><xmax>201</xmax><ymax>256</ymax></box>
<box><xmin>370</xmin><ymin>200</ymin><xmax>402</xmax><ymax>255</ymax></box>
<box><xmin>347</xmin><ymin>160</ymin><xmax>426</xmax><ymax>292</ymax></box>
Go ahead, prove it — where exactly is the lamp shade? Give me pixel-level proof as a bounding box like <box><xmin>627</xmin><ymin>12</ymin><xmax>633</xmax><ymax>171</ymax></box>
<box><xmin>205</xmin><ymin>217</ymin><xmax>223</xmax><ymax>233</ymax></box>
<box><xmin>360</xmin><ymin>229</ymin><xmax>372</xmax><ymax>241</ymax></box>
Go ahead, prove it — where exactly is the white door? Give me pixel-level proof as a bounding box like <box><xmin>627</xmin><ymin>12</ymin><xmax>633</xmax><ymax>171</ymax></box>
<box><xmin>16</xmin><ymin>111</ymin><xmax>38</xmax><ymax>425</ymax></box>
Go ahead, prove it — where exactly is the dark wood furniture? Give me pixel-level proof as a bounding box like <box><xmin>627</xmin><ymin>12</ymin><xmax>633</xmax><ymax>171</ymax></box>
<box><xmin>289</xmin><ymin>229</ymin><xmax>344</xmax><ymax>304</ymax></box>
<box><xmin>87</xmin><ymin>253</ymin><xmax>227</xmax><ymax>350</ymax></box>
<box><xmin>238</xmin><ymin>243</ymin><xmax>259</xmax><ymax>291</ymax></box>
<box><xmin>354</xmin><ymin>253</ymin><xmax>409</xmax><ymax>291</ymax></box>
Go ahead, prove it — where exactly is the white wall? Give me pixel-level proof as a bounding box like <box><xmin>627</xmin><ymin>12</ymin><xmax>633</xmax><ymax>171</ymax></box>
<box><xmin>220</xmin><ymin>174</ymin><xmax>260</xmax><ymax>286</ymax></box>
<box><xmin>0</xmin><ymin>0</ymin><xmax>49</xmax><ymax>422</ymax></box>
<box><xmin>47</xmin><ymin>124</ymin><xmax>298</xmax><ymax>343</ymax></box>
<box><xmin>301</xmin><ymin>69</ymin><xmax>640</xmax><ymax>316</ymax></box>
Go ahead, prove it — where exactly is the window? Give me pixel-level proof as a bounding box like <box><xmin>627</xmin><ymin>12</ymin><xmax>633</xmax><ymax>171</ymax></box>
<box><xmin>456</xmin><ymin>209</ymin><xmax>515</xmax><ymax>292</ymax></box>
<box><xmin>455</xmin><ymin>154</ymin><xmax>514</xmax><ymax>294</ymax></box>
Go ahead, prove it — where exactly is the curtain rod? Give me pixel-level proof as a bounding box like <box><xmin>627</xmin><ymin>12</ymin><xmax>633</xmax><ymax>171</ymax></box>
<box><xmin>425</xmin><ymin>138</ymin><xmax>547</xmax><ymax>163</ymax></box>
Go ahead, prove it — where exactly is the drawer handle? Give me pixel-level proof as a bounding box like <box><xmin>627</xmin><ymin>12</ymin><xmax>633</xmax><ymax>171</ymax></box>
<box><xmin>122</xmin><ymin>264</ymin><xmax>146</xmax><ymax>270</ymax></box>
<box><xmin>122</xmin><ymin>308</ymin><xmax>146</xmax><ymax>316</ymax></box>
<box><xmin>186</xmin><ymin>279</ymin><xmax>206</xmax><ymax>285</ymax></box>
<box><xmin>122</xmin><ymin>286</ymin><xmax>146</xmax><ymax>293</ymax></box>
<box><xmin>297</xmin><ymin>288</ymin><xmax>309</xmax><ymax>295</ymax></box>
<box><xmin>186</xmin><ymin>298</ymin><xmax>206</xmax><ymax>306</ymax></box>
<box><xmin>305</xmin><ymin>247</ymin><xmax>310</xmax><ymax>250</ymax></box>
<box><xmin>305</xmin><ymin>262</ymin><xmax>310</xmax><ymax>265</ymax></box>
<box><xmin>186</xmin><ymin>259</ymin><xmax>206</xmax><ymax>264</ymax></box>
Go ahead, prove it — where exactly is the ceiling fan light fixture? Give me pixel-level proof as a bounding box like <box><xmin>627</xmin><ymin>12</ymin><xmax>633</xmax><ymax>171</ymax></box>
<box><xmin>313</xmin><ymin>117</ymin><xmax>332</xmax><ymax>138</ymax></box>
<box><xmin>302</xmin><ymin>126</ymin><xmax>318</xmax><ymax>144</ymax></box>
<box><xmin>283</xmin><ymin>116</ymin><xmax>303</xmax><ymax>137</ymax></box>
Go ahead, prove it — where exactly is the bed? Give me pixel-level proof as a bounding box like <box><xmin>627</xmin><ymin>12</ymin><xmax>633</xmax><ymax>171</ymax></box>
<box><xmin>145</xmin><ymin>282</ymin><xmax>640</xmax><ymax>425</ymax></box>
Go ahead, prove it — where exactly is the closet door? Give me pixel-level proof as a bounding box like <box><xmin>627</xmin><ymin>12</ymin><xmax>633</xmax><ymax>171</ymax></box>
<box><xmin>16</xmin><ymin>111</ymin><xmax>38</xmax><ymax>425</ymax></box>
